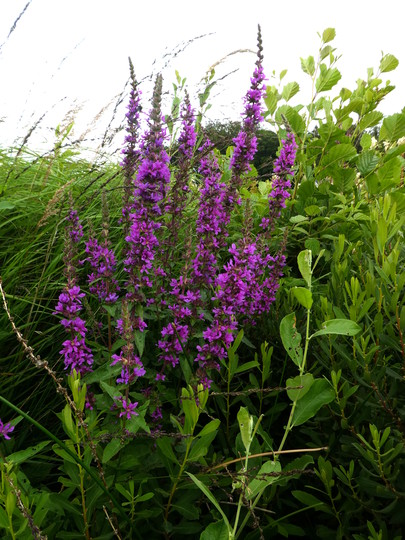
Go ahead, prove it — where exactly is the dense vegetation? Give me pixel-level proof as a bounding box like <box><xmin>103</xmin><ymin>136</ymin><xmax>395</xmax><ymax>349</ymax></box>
<box><xmin>1</xmin><ymin>27</ymin><xmax>405</xmax><ymax>540</ymax></box>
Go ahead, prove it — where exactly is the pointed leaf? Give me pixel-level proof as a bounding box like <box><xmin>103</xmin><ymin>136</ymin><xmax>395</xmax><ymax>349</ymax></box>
<box><xmin>297</xmin><ymin>249</ymin><xmax>312</xmax><ymax>287</ymax></box>
<box><xmin>280</xmin><ymin>313</ymin><xmax>303</xmax><ymax>367</ymax></box>
<box><xmin>359</xmin><ymin>111</ymin><xmax>383</xmax><ymax>131</ymax></box>
<box><xmin>282</xmin><ymin>82</ymin><xmax>300</xmax><ymax>102</ymax></box>
<box><xmin>293</xmin><ymin>287</ymin><xmax>313</xmax><ymax>309</ymax></box>
<box><xmin>292</xmin><ymin>379</ymin><xmax>335</xmax><ymax>426</ymax></box>
<box><xmin>322</xmin><ymin>28</ymin><xmax>336</xmax><ymax>43</ymax></box>
<box><xmin>187</xmin><ymin>473</ymin><xmax>230</xmax><ymax>530</ymax></box>
<box><xmin>247</xmin><ymin>460</ymin><xmax>282</xmax><ymax>500</ymax></box>
<box><xmin>316</xmin><ymin>65</ymin><xmax>342</xmax><ymax>92</ymax></box>
<box><xmin>311</xmin><ymin>319</ymin><xmax>361</xmax><ymax>339</ymax></box>
<box><xmin>379</xmin><ymin>113</ymin><xmax>405</xmax><ymax>142</ymax></box>
<box><xmin>286</xmin><ymin>373</ymin><xmax>314</xmax><ymax>401</ymax></box>
<box><xmin>380</xmin><ymin>53</ymin><xmax>399</xmax><ymax>73</ymax></box>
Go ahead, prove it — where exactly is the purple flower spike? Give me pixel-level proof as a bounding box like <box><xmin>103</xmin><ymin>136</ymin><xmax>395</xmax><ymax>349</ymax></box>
<box><xmin>0</xmin><ymin>419</ymin><xmax>15</xmax><ymax>440</ymax></box>
<box><xmin>55</xmin><ymin>200</ymin><xmax>93</xmax><ymax>375</ymax></box>
<box><xmin>84</xmin><ymin>236</ymin><xmax>120</xmax><ymax>304</ymax></box>
<box><xmin>192</xmin><ymin>139</ymin><xmax>231</xmax><ymax>286</ymax></box>
<box><xmin>125</xmin><ymin>74</ymin><xmax>170</xmax><ymax>303</ymax></box>
<box><xmin>230</xmin><ymin>25</ymin><xmax>266</xmax><ymax>190</ymax></box>
<box><xmin>267</xmin><ymin>132</ymin><xmax>298</xmax><ymax>229</ymax></box>
<box><xmin>121</xmin><ymin>58</ymin><xmax>142</xmax><ymax>229</ymax></box>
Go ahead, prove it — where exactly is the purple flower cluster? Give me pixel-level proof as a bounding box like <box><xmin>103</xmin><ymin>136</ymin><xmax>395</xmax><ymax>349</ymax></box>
<box><xmin>166</xmin><ymin>92</ymin><xmax>196</xmax><ymax>244</ymax></box>
<box><xmin>115</xmin><ymin>397</ymin><xmax>139</xmax><ymax>420</ymax></box>
<box><xmin>121</xmin><ymin>58</ymin><xmax>142</xmax><ymax>228</ymax></box>
<box><xmin>267</xmin><ymin>132</ymin><xmax>298</xmax><ymax>229</ymax></box>
<box><xmin>192</xmin><ymin>140</ymin><xmax>231</xmax><ymax>286</ymax></box>
<box><xmin>157</xmin><ymin>277</ymin><xmax>201</xmax><ymax>372</ymax></box>
<box><xmin>125</xmin><ymin>74</ymin><xmax>170</xmax><ymax>305</ymax></box>
<box><xmin>84</xmin><ymin>236</ymin><xmax>120</xmax><ymax>303</ymax></box>
<box><xmin>0</xmin><ymin>419</ymin><xmax>14</xmax><ymax>440</ymax></box>
<box><xmin>55</xmin><ymin>203</ymin><xmax>93</xmax><ymax>375</ymax></box>
<box><xmin>111</xmin><ymin>301</ymin><xmax>145</xmax><ymax>385</ymax></box>
<box><xmin>230</xmin><ymin>25</ymin><xmax>266</xmax><ymax>189</ymax></box>
<box><xmin>55</xmin><ymin>284</ymin><xmax>93</xmax><ymax>374</ymax></box>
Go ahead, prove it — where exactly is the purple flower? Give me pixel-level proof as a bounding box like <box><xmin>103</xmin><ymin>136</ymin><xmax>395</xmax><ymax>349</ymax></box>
<box><xmin>0</xmin><ymin>419</ymin><xmax>14</xmax><ymax>440</ymax></box>
<box><xmin>115</xmin><ymin>397</ymin><xmax>139</xmax><ymax>420</ymax></box>
<box><xmin>230</xmin><ymin>25</ymin><xmax>266</xmax><ymax>190</ymax></box>
<box><xmin>111</xmin><ymin>301</ymin><xmax>145</xmax><ymax>385</ymax></box>
<box><xmin>121</xmin><ymin>58</ymin><xmax>142</xmax><ymax>229</ymax></box>
<box><xmin>55</xmin><ymin>201</ymin><xmax>93</xmax><ymax>375</ymax></box>
<box><xmin>192</xmin><ymin>140</ymin><xmax>231</xmax><ymax>286</ymax></box>
<box><xmin>84</xmin><ymin>236</ymin><xmax>120</xmax><ymax>303</ymax></box>
<box><xmin>124</xmin><ymin>74</ymin><xmax>170</xmax><ymax>304</ymax></box>
<box><xmin>267</xmin><ymin>132</ymin><xmax>298</xmax><ymax>230</ymax></box>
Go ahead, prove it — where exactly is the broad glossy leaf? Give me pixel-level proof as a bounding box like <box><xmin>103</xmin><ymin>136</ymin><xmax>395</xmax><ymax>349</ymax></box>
<box><xmin>379</xmin><ymin>53</ymin><xmax>399</xmax><ymax>73</ymax></box>
<box><xmin>247</xmin><ymin>460</ymin><xmax>282</xmax><ymax>499</ymax></box>
<box><xmin>282</xmin><ymin>81</ymin><xmax>300</xmax><ymax>102</ymax></box>
<box><xmin>322</xmin><ymin>28</ymin><xmax>336</xmax><ymax>43</ymax></box>
<box><xmin>286</xmin><ymin>373</ymin><xmax>314</xmax><ymax>401</ymax></box>
<box><xmin>293</xmin><ymin>287</ymin><xmax>313</xmax><ymax>309</ymax></box>
<box><xmin>359</xmin><ymin>111</ymin><xmax>383</xmax><ymax>131</ymax></box>
<box><xmin>280</xmin><ymin>313</ymin><xmax>303</xmax><ymax>367</ymax></box>
<box><xmin>379</xmin><ymin>113</ymin><xmax>405</xmax><ymax>142</ymax></box>
<box><xmin>316</xmin><ymin>65</ymin><xmax>342</xmax><ymax>92</ymax></box>
<box><xmin>297</xmin><ymin>249</ymin><xmax>312</xmax><ymax>287</ymax></box>
<box><xmin>200</xmin><ymin>520</ymin><xmax>229</xmax><ymax>540</ymax></box>
<box><xmin>292</xmin><ymin>379</ymin><xmax>335</xmax><ymax>426</ymax></box>
<box><xmin>311</xmin><ymin>319</ymin><xmax>361</xmax><ymax>338</ymax></box>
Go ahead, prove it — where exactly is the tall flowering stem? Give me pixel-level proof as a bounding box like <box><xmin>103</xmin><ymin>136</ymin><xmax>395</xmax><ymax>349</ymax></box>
<box><xmin>192</xmin><ymin>139</ymin><xmax>231</xmax><ymax>287</ymax></box>
<box><xmin>54</xmin><ymin>199</ymin><xmax>93</xmax><ymax>374</ymax></box>
<box><xmin>229</xmin><ymin>25</ymin><xmax>266</xmax><ymax>193</ymax></box>
<box><xmin>266</xmin><ymin>132</ymin><xmax>298</xmax><ymax>231</ymax></box>
<box><xmin>121</xmin><ymin>57</ymin><xmax>142</xmax><ymax>231</ymax></box>
<box><xmin>111</xmin><ymin>301</ymin><xmax>145</xmax><ymax>385</ymax></box>
<box><xmin>166</xmin><ymin>91</ymin><xmax>196</xmax><ymax>246</ymax></box>
<box><xmin>124</xmin><ymin>74</ymin><xmax>170</xmax><ymax>338</ymax></box>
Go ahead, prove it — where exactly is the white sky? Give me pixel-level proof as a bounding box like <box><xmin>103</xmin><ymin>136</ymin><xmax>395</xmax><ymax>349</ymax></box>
<box><xmin>0</xmin><ymin>0</ymin><xmax>404</xmax><ymax>157</ymax></box>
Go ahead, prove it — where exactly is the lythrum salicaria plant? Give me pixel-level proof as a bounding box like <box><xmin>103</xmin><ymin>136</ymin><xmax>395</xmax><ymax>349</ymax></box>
<box><xmin>1</xmin><ymin>24</ymin><xmax>404</xmax><ymax>540</ymax></box>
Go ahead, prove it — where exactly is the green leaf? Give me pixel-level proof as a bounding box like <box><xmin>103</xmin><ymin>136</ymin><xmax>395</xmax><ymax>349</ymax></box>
<box><xmin>156</xmin><ymin>437</ymin><xmax>179</xmax><ymax>465</ymax></box>
<box><xmin>290</xmin><ymin>215</ymin><xmax>308</xmax><ymax>223</ymax></box>
<box><xmin>292</xmin><ymin>490</ymin><xmax>326</xmax><ymax>508</ymax></box>
<box><xmin>359</xmin><ymin>111</ymin><xmax>383</xmax><ymax>131</ymax></box>
<box><xmin>282</xmin><ymin>82</ymin><xmax>300</xmax><ymax>102</ymax></box>
<box><xmin>320</xmin><ymin>144</ymin><xmax>357</xmax><ymax>171</ymax></box>
<box><xmin>276</xmin><ymin>105</ymin><xmax>306</xmax><ymax>135</ymax></box>
<box><xmin>197</xmin><ymin>419</ymin><xmax>220</xmax><ymax>438</ymax></box>
<box><xmin>264</xmin><ymin>88</ymin><xmax>279</xmax><ymax>115</ymax></box>
<box><xmin>360</xmin><ymin>133</ymin><xmax>372</xmax><ymax>150</ymax></box>
<box><xmin>316</xmin><ymin>65</ymin><xmax>342</xmax><ymax>92</ymax></box>
<box><xmin>237</xmin><ymin>407</ymin><xmax>253</xmax><ymax>451</ymax></box>
<box><xmin>280</xmin><ymin>313</ymin><xmax>303</xmax><ymax>368</ymax></box>
<box><xmin>297</xmin><ymin>249</ymin><xmax>312</xmax><ymax>287</ymax></box>
<box><xmin>234</xmin><ymin>360</ymin><xmax>259</xmax><ymax>374</ymax></box>
<box><xmin>357</xmin><ymin>150</ymin><xmax>380</xmax><ymax>175</ymax></box>
<box><xmin>6</xmin><ymin>440</ymin><xmax>50</xmax><ymax>465</ymax></box>
<box><xmin>379</xmin><ymin>113</ymin><xmax>405</xmax><ymax>142</ymax></box>
<box><xmin>286</xmin><ymin>373</ymin><xmax>314</xmax><ymax>401</ymax></box>
<box><xmin>377</xmin><ymin>157</ymin><xmax>402</xmax><ymax>189</ymax></box>
<box><xmin>379</xmin><ymin>53</ymin><xmax>399</xmax><ymax>73</ymax></box>
<box><xmin>293</xmin><ymin>287</ymin><xmax>313</xmax><ymax>309</ymax></box>
<box><xmin>200</xmin><ymin>520</ymin><xmax>229</xmax><ymax>540</ymax></box>
<box><xmin>102</xmin><ymin>439</ymin><xmax>122</xmax><ymax>464</ymax></box>
<box><xmin>311</xmin><ymin>319</ymin><xmax>361</xmax><ymax>339</ymax></box>
<box><xmin>247</xmin><ymin>460</ymin><xmax>282</xmax><ymax>500</ymax></box>
<box><xmin>322</xmin><ymin>28</ymin><xmax>336</xmax><ymax>43</ymax></box>
<box><xmin>134</xmin><ymin>330</ymin><xmax>145</xmax><ymax>357</ymax></box>
<box><xmin>292</xmin><ymin>379</ymin><xmax>335</xmax><ymax>426</ymax></box>
<box><xmin>187</xmin><ymin>473</ymin><xmax>230</xmax><ymax>531</ymax></box>
<box><xmin>300</xmin><ymin>56</ymin><xmax>315</xmax><ymax>76</ymax></box>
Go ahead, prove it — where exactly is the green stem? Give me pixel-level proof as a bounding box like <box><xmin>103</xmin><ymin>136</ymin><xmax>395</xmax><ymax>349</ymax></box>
<box><xmin>0</xmin><ymin>394</ymin><xmax>130</xmax><ymax>526</ymax></box>
<box><xmin>164</xmin><ymin>437</ymin><xmax>193</xmax><ymax>523</ymax></box>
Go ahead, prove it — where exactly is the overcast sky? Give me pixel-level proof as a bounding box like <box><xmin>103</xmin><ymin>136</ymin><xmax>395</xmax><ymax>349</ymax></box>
<box><xmin>0</xmin><ymin>0</ymin><xmax>404</xmax><ymax>156</ymax></box>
